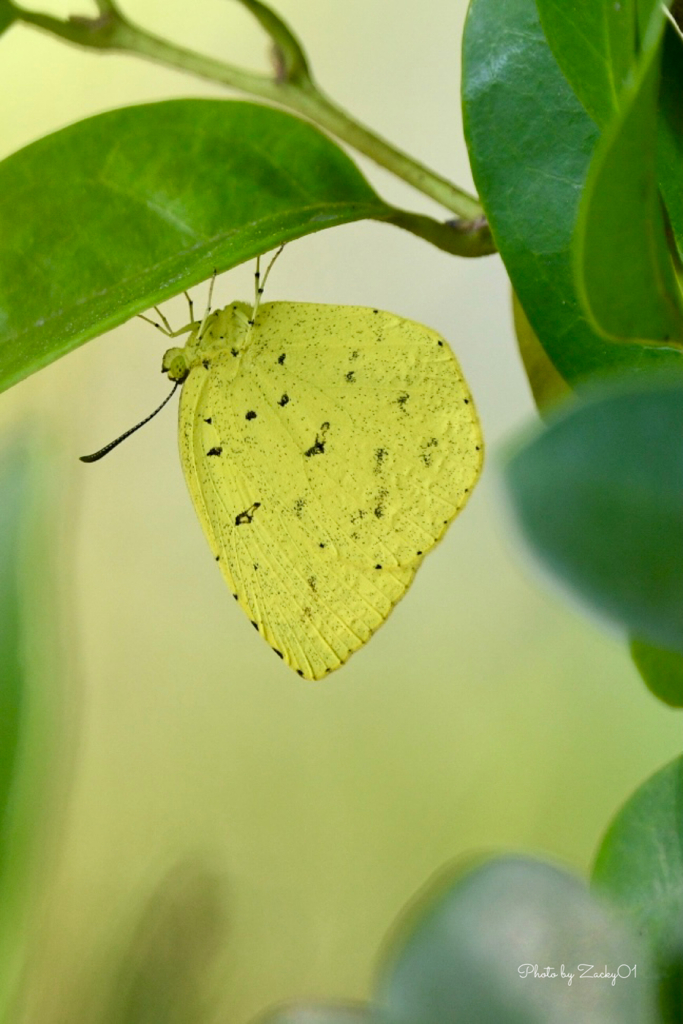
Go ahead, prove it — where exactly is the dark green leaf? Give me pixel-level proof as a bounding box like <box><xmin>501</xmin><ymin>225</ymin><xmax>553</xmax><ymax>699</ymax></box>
<box><xmin>592</xmin><ymin>757</ymin><xmax>683</xmax><ymax>974</ymax></box>
<box><xmin>0</xmin><ymin>99</ymin><xmax>390</xmax><ymax>395</ymax></box>
<box><xmin>535</xmin><ymin>0</ymin><xmax>636</xmax><ymax>126</ymax></box>
<box><xmin>505</xmin><ymin>378</ymin><xmax>683</xmax><ymax>653</ymax></box>
<box><xmin>0</xmin><ymin>3</ymin><xmax>16</xmax><ymax>36</ymax></box>
<box><xmin>462</xmin><ymin>0</ymin><xmax>683</xmax><ymax>387</ymax></box>
<box><xmin>377</xmin><ymin>857</ymin><xmax>654</xmax><ymax>1024</ymax></box>
<box><xmin>630</xmin><ymin>637</ymin><xmax>683</xmax><ymax>707</ymax></box>
<box><xmin>657</xmin><ymin>26</ymin><xmax>683</xmax><ymax>263</ymax></box>
<box><xmin>575</xmin><ymin>5</ymin><xmax>683</xmax><ymax>345</ymax></box>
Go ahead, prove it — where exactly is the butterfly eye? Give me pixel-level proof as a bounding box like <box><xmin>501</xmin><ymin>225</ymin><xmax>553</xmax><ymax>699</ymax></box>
<box><xmin>162</xmin><ymin>347</ymin><xmax>190</xmax><ymax>382</ymax></box>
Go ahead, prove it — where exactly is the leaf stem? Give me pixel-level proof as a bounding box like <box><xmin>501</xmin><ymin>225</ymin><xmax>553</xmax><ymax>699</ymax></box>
<box><xmin>7</xmin><ymin>0</ymin><xmax>491</xmax><ymax>248</ymax></box>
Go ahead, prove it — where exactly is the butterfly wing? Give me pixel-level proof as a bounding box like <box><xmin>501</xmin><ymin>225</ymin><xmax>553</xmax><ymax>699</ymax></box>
<box><xmin>179</xmin><ymin>302</ymin><xmax>483</xmax><ymax>679</ymax></box>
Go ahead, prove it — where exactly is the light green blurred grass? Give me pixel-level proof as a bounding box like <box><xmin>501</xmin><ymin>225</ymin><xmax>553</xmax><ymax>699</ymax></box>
<box><xmin>0</xmin><ymin>3</ymin><xmax>681</xmax><ymax>1023</ymax></box>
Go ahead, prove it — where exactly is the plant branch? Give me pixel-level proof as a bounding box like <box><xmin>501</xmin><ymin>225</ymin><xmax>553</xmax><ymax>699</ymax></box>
<box><xmin>7</xmin><ymin>0</ymin><xmax>490</xmax><ymax>240</ymax></box>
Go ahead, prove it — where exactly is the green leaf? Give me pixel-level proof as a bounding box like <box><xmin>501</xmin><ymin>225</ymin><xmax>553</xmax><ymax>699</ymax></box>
<box><xmin>658</xmin><ymin>26</ymin><xmax>683</xmax><ymax>264</ymax></box>
<box><xmin>512</xmin><ymin>290</ymin><xmax>572</xmax><ymax>415</ymax></box>
<box><xmin>377</xmin><ymin>857</ymin><xmax>654</xmax><ymax>1024</ymax></box>
<box><xmin>592</xmin><ymin>757</ymin><xmax>683</xmax><ymax>978</ymax></box>
<box><xmin>630</xmin><ymin>637</ymin><xmax>683</xmax><ymax>707</ymax></box>
<box><xmin>0</xmin><ymin>439</ymin><xmax>42</xmax><ymax>1013</ymax></box>
<box><xmin>0</xmin><ymin>0</ymin><xmax>18</xmax><ymax>36</ymax></box>
<box><xmin>0</xmin><ymin>99</ymin><xmax>390</xmax><ymax>395</ymax></box>
<box><xmin>90</xmin><ymin>864</ymin><xmax>225</xmax><ymax>1024</ymax></box>
<box><xmin>505</xmin><ymin>378</ymin><xmax>683</xmax><ymax>654</ymax></box>
<box><xmin>574</xmin><ymin>4</ymin><xmax>683</xmax><ymax>345</ymax></box>
<box><xmin>535</xmin><ymin>0</ymin><xmax>636</xmax><ymax>126</ymax></box>
<box><xmin>260</xmin><ymin>1005</ymin><xmax>378</xmax><ymax>1024</ymax></box>
<box><xmin>462</xmin><ymin>0</ymin><xmax>683</xmax><ymax>387</ymax></box>
<box><xmin>0</xmin><ymin>444</ymin><xmax>28</xmax><ymax>887</ymax></box>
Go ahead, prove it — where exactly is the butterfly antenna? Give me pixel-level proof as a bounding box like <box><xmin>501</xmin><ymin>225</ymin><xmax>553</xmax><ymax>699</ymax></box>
<box><xmin>79</xmin><ymin>383</ymin><xmax>180</xmax><ymax>463</ymax></box>
<box><xmin>253</xmin><ymin>244</ymin><xmax>285</xmax><ymax>322</ymax></box>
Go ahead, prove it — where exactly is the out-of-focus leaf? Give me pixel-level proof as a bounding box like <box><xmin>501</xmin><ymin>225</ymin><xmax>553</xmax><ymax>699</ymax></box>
<box><xmin>376</xmin><ymin>857</ymin><xmax>654</xmax><ymax>1024</ymax></box>
<box><xmin>630</xmin><ymin>637</ymin><xmax>683</xmax><ymax>707</ymax></box>
<box><xmin>505</xmin><ymin>379</ymin><xmax>683</xmax><ymax>654</ymax></box>
<box><xmin>0</xmin><ymin>444</ymin><xmax>28</xmax><ymax>886</ymax></box>
<box><xmin>512</xmin><ymin>291</ymin><xmax>572</xmax><ymax>415</ymax></box>
<box><xmin>658</xmin><ymin>26</ymin><xmax>683</xmax><ymax>263</ymax></box>
<box><xmin>260</xmin><ymin>1004</ymin><xmax>378</xmax><ymax>1024</ymax></box>
<box><xmin>462</xmin><ymin>0</ymin><xmax>683</xmax><ymax>386</ymax></box>
<box><xmin>0</xmin><ymin>99</ymin><xmax>391</xmax><ymax>395</ymax></box>
<box><xmin>575</xmin><ymin>5</ymin><xmax>683</xmax><ymax>345</ymax></box>
<box><xmin>534</xmin><ymin>0</ymin><xmax>636</xmax><ymax>126</ymax></box>
<box><xmin>0</xmin><ymin>6</ymin><xmax>17</xmax><ymax>35</ymax></box>
<box><xmin>592</xmin><ymin>756</ymin><xmax>683</xmax><ymax>1016</ymax></box>
<box><xmin>85</xmin><ymin>864</ymin><xmax>225</xmax><ymax>1024</ymax></box>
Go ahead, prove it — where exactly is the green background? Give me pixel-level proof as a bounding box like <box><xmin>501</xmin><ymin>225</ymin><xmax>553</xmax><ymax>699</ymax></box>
<box><xmin>0</xmin><ymin>1</ymin><xmax>680</xmax><ymax>1021</ymax></box>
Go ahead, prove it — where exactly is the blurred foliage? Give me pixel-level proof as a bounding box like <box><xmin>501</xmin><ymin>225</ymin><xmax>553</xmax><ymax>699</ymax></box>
<box><xmin>629</xmin><ymin>639</ymin><xmax>683</xmax><ymax>707</ymax></box>
<box><xmin>593</xmin><ymin>757</ymin><xmax>683</xmax><ymax>1023</ymax></box>
<box><xmin>505</xmin><ymin>380</ymin><xmax>683</xmax><ymax>655</ymax></box>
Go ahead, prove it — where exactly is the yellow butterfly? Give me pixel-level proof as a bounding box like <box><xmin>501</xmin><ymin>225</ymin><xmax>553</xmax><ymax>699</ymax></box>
<box><xmin>84</xmin><ymin>254</ymin><xmax>483</xmax><ymax>679</ymax></box>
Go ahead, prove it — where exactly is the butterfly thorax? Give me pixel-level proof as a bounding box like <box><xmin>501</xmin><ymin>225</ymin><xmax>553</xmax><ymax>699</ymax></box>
<box><xmin>162</xmin><ymin>301</ymin><xmax>255</xmax><ymax>383</ymax></box>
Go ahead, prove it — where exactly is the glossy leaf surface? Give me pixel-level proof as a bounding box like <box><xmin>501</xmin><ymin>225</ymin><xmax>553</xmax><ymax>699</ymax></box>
<box><xmin>462</xmin><ymin>0</ymin><xmax>683</xmax><ymax>387</ymax></box>
<box><xmin>0</xmin><ymin>99</ymin><xmax>389</xmax><ymax>394</ymax></box>
<box><xmin>575</xmin><ymin>5</ymin><xmax>683</xmax><ymax>345</ymax></box>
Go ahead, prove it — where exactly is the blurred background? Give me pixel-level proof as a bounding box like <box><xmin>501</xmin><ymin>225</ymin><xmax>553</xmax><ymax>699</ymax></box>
<box><xmin>0</xmin><ymin>1</ymin><xmax>681</xmax><ymax>1022</ymax></box>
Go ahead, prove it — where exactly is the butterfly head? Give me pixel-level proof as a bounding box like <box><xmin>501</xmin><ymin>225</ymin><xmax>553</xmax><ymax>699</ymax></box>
<box><xmin>162</xmin><ymin>346</ymin><xmax>191</xmax><ymax>383</ymax></box>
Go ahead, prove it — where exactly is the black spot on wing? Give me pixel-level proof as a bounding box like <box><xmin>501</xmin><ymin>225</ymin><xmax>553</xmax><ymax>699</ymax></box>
<box><xmin>202</xmin><ymin>359</ymin><xmax>211</xmax><ymax>369</ymax></box>
<box><xmin>231</xmin><ymin>348</ymin><xmax>239</xmax><ymax>357</ymax></box>
<box><xmin>207</xmin><ymin>446</ymin><xmax>223</xmax><ymax>457</ymax></box>
<box><xmin>420</xmin><ymin>438</ymin><xmax>439</xmax><ymax>467</ymax></box>
<box><xmin>278</xmin><ymin>394</ymin><xmax>290</xmax><ymax>407</ymax></box>
<box><xmin>251</xmin><ymin>620</ymin><xmax>259</xmax><ymax>631</ymax></box>
<box><xmin>373</xmin><ymin>488</ymin><xmax>388</xmax><ymax>519</ymax></box>
<box><xmin>245</xmin><ymin>410</ymin><xmax>257</xmax><ymax>420</ymax></box>
<box><xmin>304</xmin><ymin>422</ymin><xmax>330</xmax><ymax>458</ymax></box>
<box><xmin>273</xmin><ymin>648</ymin><xmax>284</xmax><ymax>660</ymax></box>
<box><xmin>397</xmin><ymin>393</ymin><xmax>410</xmax><ymax>413</ymax></box>
<box><xmin>204</xmin><ymin>417</ymin><xmax>212</xmax><ymax>424</ymax></box>
<box><xmin>235</xmin><ymin>501</ymin><xmax>261</xmax><ymax>526</ymax></box>
<box><xmin>278</xmin><ymin>353</ymin><xmax>286</xmax><ymax>364</ymax></box>
<box><xmin>345</xmin><ymin>371</ymin><xmax>356</xmax><ymax>383</ymax></box>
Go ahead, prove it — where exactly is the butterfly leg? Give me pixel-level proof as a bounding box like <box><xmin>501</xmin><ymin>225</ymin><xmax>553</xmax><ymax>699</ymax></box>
<box><xmin>137</xmin><ymin>312</ymin><xmax>173</xmax><ymax>336</ymax></box>
<box><xmin>197</xmin><ymin>270</ymin><xmax>218</xmax><ymax>340</ymax></box>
